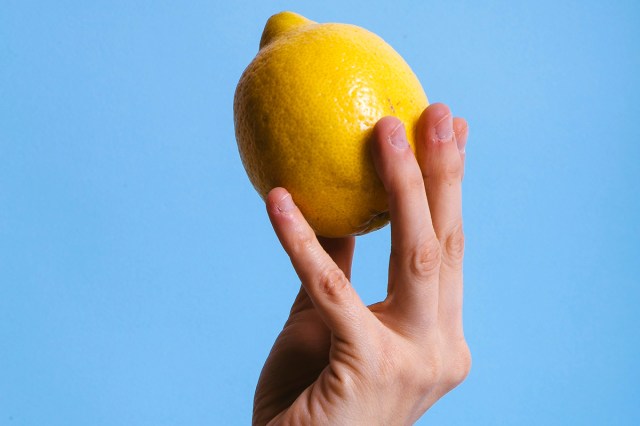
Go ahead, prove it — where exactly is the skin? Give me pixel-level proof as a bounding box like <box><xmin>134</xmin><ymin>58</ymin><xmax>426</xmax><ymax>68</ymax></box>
<box><xmin>253</xmin><ymin>103</ymin><xmax>470</xmax><ymax>425</ymax></box>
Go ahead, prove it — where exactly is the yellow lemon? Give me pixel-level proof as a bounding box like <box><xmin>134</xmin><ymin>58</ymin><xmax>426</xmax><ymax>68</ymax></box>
<box><xmin>234</xmin><ymin>11</ymin><xmax>428</xmax><ymax>237</ymax></box>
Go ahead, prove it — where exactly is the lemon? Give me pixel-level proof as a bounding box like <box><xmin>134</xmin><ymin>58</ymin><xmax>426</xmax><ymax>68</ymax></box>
<box><xmin>234</xmin><ymin>11</ymin><xmax>428</xmax><ymax>237</ymax></box>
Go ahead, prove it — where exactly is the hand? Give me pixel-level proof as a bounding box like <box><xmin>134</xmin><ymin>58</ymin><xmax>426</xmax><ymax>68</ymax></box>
<box><xmin>253</xmin><ymin>103</ymin><xmax>470</xmax><ymax>425</ymax></box>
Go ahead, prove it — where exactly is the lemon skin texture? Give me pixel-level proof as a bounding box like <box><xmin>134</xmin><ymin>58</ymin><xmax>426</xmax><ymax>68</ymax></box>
<box><xmin>234</xmin><ymin>11</ymin><xmax>428</xmax><ymax>237</ymax></box>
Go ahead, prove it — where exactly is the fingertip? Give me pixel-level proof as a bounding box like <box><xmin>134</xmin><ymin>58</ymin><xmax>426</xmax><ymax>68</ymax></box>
<box><xmin>373</xmin><ymin>115</ymin><xmax>403</xmax><ymax>138</ymax></box>
<box><xmin>419</xmin><ymin>103</ymin><xmax>453</xmax><ymax>144</ymax></box>
<box><xmin>266</xmin><ymin>186</ymin><xmax>288</xmax><ymax>203</ymax></box>
<box><xmin>266</xmin><ymin>187</ymin><xmax>295</xmax><ymax>214</ymax></box>
<box><xmin>266</xmin><ymin>187</ymin><xmax>317</xmax><ymax>264</ymax></box>
<box><xmin>453</xmin><ymin>118</ymin><xmax>468</xmax><ymax>154</ymax></box>
<box><xmin>424</xmin><ymin>102</ymin><xmax>452</xmax><ymax>117</ymax></box>
<box><xmin>266</xmin><ymin>188</ymin><xmax>302</xmax><ymax>241</ymax></box>
<box><xmin>420</xmin><ymin>103</ymin><xmax>452</xmax><ymax>129</ymax></box>
<box><xmin>372</xmin><ymin>115</ymin><xmax>407</xmax><ymax>154</ymax></box>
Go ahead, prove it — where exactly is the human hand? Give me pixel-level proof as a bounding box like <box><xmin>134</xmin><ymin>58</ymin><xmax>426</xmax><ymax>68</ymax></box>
<box><xmin>253</xmin><ymin>103</ymin><xmax>470</xmax><ymax>425</ymax></box>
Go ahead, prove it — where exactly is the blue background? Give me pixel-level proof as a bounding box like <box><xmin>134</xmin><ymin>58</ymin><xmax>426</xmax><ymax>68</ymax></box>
<box><xmin>1</xmin><ymin>1</ymin><xmax>639</xmax><ymax>424</ymax></box>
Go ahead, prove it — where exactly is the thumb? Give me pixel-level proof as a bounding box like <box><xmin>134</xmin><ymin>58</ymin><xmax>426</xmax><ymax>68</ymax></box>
<box><xmin>266</xmin><ymin>187</ymin><xmax>369</xmax><ymax>340</ymax></box>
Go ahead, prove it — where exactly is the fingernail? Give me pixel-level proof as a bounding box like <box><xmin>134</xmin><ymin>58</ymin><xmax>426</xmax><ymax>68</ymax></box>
<box><xmin>456</xmin><ymin>130</ymin><xmax>468</xmax><ymax>154</ymax></box>
<box><xmin>435</xmin><ymin>114</ymin><xmax>453</xmax><ymax>142</ymax></box>
<box><xmin>388</xmin><ymin>122</ymin><xmax>409</xmax><ymax>149</ymax></box>
<box><xmin>276</xmin><ymin>193</ymin><xmax>295</xmax><ymax>213</ymax></box>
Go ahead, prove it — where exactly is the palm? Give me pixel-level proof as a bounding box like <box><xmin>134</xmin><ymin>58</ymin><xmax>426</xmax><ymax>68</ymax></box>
<box><xmin>253</xmin><ymin>290</ymin><xmax>331</xmax><ymax>422</ymax></box>
<box><xmin>253</xmin><ymin>237</ymin><xmax>353</xmax><ymax>424</ymax></box>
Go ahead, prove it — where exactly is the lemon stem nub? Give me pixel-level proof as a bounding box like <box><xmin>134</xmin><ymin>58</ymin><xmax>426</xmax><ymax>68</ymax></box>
<box><xmin>259</xmin><ymin>11</ymin><xmax>314</xmax><ymax>49</ymax></box>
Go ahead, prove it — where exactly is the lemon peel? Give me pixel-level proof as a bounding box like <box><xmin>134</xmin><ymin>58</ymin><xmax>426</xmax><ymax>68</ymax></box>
<box><xmin>234</xmin><ymin>11</ymin><xmax>428</xmax><ymax>237</ymax></box>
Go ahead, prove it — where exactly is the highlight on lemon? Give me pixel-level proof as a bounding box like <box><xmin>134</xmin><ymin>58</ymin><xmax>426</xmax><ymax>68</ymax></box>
<box><xmin>234</xmin><ymin>11</ymin><xmax>428</xmax><ymax>237</ymax></box>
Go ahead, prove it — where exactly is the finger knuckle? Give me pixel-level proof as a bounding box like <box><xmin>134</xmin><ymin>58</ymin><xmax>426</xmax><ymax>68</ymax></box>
<box><xmin>409</xmin><ymin>237</ymin><xmax>442</xmax><ymax>279</ymax></box>
<box><xmin>318</xmin><ymin>267</ymin><xmax>350</xmax><ymax>300</ymax></box>
<box><xmin>442</xmin><ymin>160</ymin><xmax>464</xmax><ymax>182</ymax></box>
<box><xmin>422</xmin><ymin>354</ymin><xmax>444</xmax><ymax>387</ymax></box>
<box><xmin>442</xmin><ymin>224</ymin><xmax>465</xmax><ymax>267</ymax></box>
<box><xmin>411</xmin><ymin>352</ymin><xmax>443</xmax><ymax>395</ymax></box>
<box><xmin>443</xmin><ymin>341</ymin><xmax>472</xmax><ymax>390</ymax></box>
<box><xmin>437</xmin><ymin>152</ymin><xmax>464</xmax><ymax>182</ymax></box>
<box><xmin>290</xmin><ymin>226</ymin><xmax>317</xmax><ymax>257</ymax></box>
<box><xmin>422</xmin><ymin>154</ymin><xmax>463</xmax><ymax>182</ymax></box>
